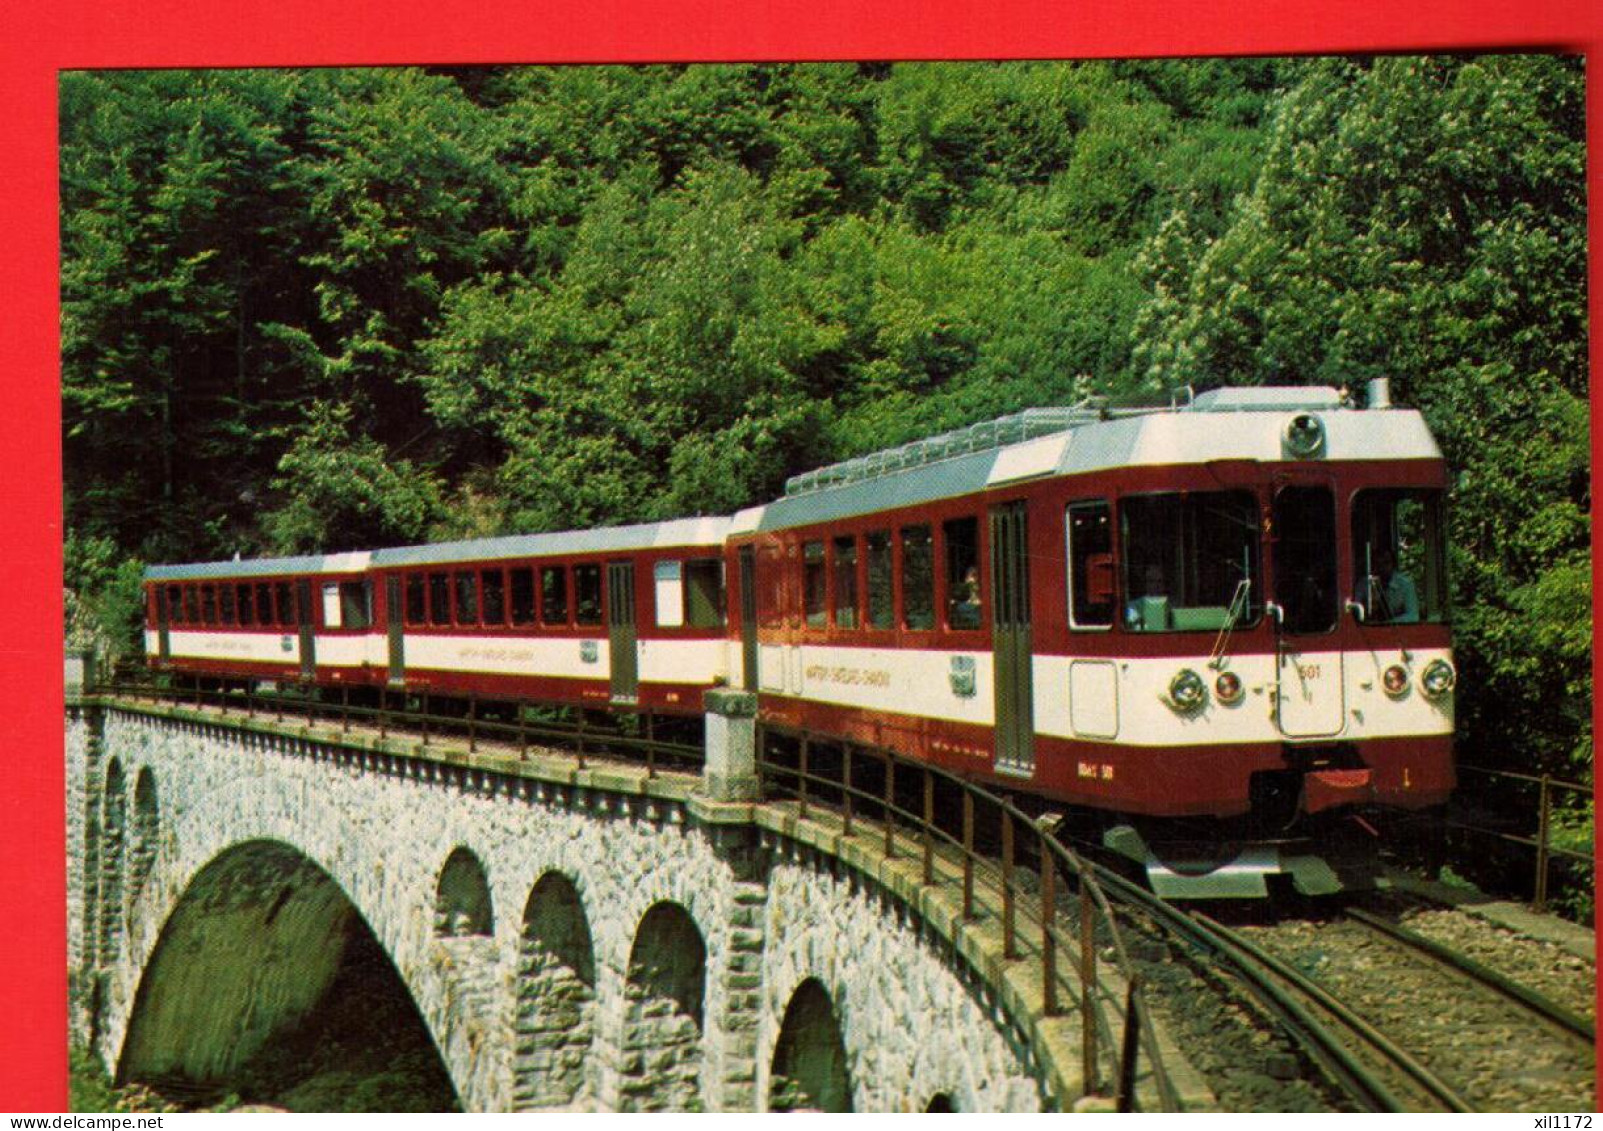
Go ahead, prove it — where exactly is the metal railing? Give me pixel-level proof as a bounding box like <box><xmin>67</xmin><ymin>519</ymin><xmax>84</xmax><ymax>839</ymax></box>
<box><xmin>756</xmin><ymin>723</ymin><xmax>1178</xmax><ymax>1111</ymax></box>
<box><xmin>1450</xmin><ymin>763</ymin><xmax>1593</xmax><ymax>913</ymax></box>
<box><xmin>99</xmin><ymin>674</ymin><xmax>704</xmax><ymax>776</ymax></box>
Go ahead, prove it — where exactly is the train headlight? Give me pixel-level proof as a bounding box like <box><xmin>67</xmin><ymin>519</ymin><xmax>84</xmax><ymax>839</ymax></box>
<box><xmin>1169</xmin><ymin>668</ymin><xmax>1207</xmax><ymax>712</ymax></box>
<box><xmin>1283</xmin><ymin>413</ymin><xmax>1326</xmax><ymax>458</ymax></box>
<box><xmin>1420</xmin><ymin>659</ymin><xmax>1456</xmax><ymax>700</ymax></box>
<box><xmin>1214</xmin><ymin>670</ymin><xmax>1244</xmax><ymax>705</ymax></box>
<box><xmin>1382</xmin><ymin>665</ymin><xmax>1410</xmax><ymax>698</ymax></box>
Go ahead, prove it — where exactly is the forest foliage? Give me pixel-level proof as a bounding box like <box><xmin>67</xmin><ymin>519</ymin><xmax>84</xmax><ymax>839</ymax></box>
<box><xmin>61</xmin><ymin>57</ymin><xmax>1589</xmax><ymax>782</ymax></box>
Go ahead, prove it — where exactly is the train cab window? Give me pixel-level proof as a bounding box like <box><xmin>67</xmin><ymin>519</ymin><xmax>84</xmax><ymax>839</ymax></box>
<box><xmin>455</xmin><ymin>572</ymin><xmax>479</xmax><ymax>625</ymax></box>
<box><xmin>341</xmin><ymin>580</ymin><xmax>372</xmax><ymax>630</ymax></box>
<box><xmin>900</xmin><ymin>525</ymin><xmax>935</xmax><ymax>630</ymax></box>
<box><xmin>509</xmin><ymin>567</ymin><xmax>536</xmax><ymax>626</ymax></box>
<box><xmin>1272</xmin><ymin>486</ymin><xmax>1337</xmax><ymax>634</ymax></box>
<box><xmin>803</xmin><ymin>541</ymin><xmax>827</xmax><ymax>629</ymax></box>
<box><xmin>574</xmin><ymin>564</ymin><xmax>603</xmax><ymax>625</ymax></box>
<box><xmin>541</xmin><ymin>566</ymin><xmax>568</xmax><ymax>625</ymax></box>
<box><xmin>685</xmin><ymin>559</ymin><xmax>724</xmax><ymax>628</ymax></box>
<box><xmin>1122</xmin><ymin>491</ymin><xmax>1259</xmax><ymax>633</ymax></box>
<box><xmin>429</xmin><ymin>572</ymin><xmax>451</xmax><ymax>626</ymax></box>
<box><xmin>1067</xmin><ymin>501</ymin><xmax>1114</xmax><ymax>629</ymax></box>
<box><xmin>832</xmin><ymin>537</ymin><xmax>858</xmax><ymax>629</ymax></box>
<box><xmin>218</xmin><ymin>583</ymin><xmax>237</xmax><ymax>625</ymax></box>
<box><xmin>201</xmin><ymin>585</ymin><xmax>218</xmax><ymax>625</ymax></box>
<box><xmin>655</xmin><ymin>561</ymin><xmax>685</xmax><ymax>627</ymax></box>
<box><xmin>1351</xmin><ymin>488</ymin><xmax>1447</xmax><ymax>624</ymax></box>
<box><xmin>866</xmin><ymin>531</ymin><xmax>893</xmax><ymax>629</ymax></box>
<box><xmin>236</xmin><ymin>583</ymin><xmax>255</xmax><ymax>627</ymax></box>
<box><xmin>274</xmin><ymin>581</ymin><xmax>296</xmax><ymax>627</ymax></box>
<box><xmin>481</xmin><ymin>569</ymin><xmax>506</xmax><ymax>626</ymax></box>
<box><xmin>406</xmin><ymin>574</ymin><xmax>427</xmax><ymax>626</ymax></box>
<box><xmin>944</xmin><ymin>517</ymin><xmax>981</xmax><ymax>629</ymax></box>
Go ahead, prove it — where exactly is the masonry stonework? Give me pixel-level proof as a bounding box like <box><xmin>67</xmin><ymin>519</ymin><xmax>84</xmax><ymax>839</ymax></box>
<box><xmin>68</xmin><ymin>702</ymin><xmax>1048</xmax><ymax>1111</ymax></box>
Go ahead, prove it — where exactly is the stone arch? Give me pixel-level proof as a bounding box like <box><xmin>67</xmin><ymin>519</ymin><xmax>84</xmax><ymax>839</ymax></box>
<box><xmin>513</xmin><ymin>871</ymin><xmax>596</xmax><ymax>1110</ymax></box>
<box><xmin>129</xmin><ymin>768</ymin><xmax>160</xmax><ymax>906</ymax></box>
<box><xmin>768</xmin><ymin>978</ymin><xmax>852</xmax><ymax>1112</ymax></box>
<box><xmin>926</xmin><ymin>1092</ymin><xmax>957</xmax><ymax>1112</ymax></box>
<box><xmin>434</xmin><ymin>846</ymin><xmax>493</xmax><ymax>937</ymax></box>
<box><xmin>618</xmin><ymin>901</ymin><xmax>706</xmax><ymax>1112</ymax></box>
<box><xmin>118</xmin><ymin>839</ymin><xmax>460</xmax><ymax>1111</ymax></box>
<box><xmin>99</xmin><ymin>760</ymin><xmax>127</xmax><ymax>964</ymax></box>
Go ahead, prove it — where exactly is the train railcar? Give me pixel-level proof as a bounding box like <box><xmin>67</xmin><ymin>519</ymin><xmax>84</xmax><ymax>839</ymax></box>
<box><xmin>145</xmin><ymin>518</ymin><xmax>732</xmax><ymax>712</ymax></box>
<box><xmin>725</xmin><ymin>382</ymin><xmax>1453</xmax><ymax>895</ymax></box>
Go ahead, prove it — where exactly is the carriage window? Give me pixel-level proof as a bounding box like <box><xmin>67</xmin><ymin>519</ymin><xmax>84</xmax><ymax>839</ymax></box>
<box><xmin>574</xmin><ymin>564</ymin><xmax>603</xmax><ymax>625</ymax></box>
<box><xmin>455</xmin><ymin>571</ymin><xmax>479</xmax><ymax>625</ymax></box>
<box><xmin>685</xmin><ymin>559</ymin><xmax>724</xmax><ymax>628</ymax></box>
<box><xmin>275</xmin><ymin>582</ymin><xmax>296</xmax><ymax>627</ymax></box>
<box><xmin>944</xmin><ymin>517</ymin><xmax>981</xmax><ymax>629</ymax></box>
<box><xmin>1351</xmin><ymin>488</ymin><xmax>1447</xmax><ymax>624</ymax></box>
<box><xmin>218</xmin><ymin>583</ymin><xmax>237</xmax><ymax>625</ymax></box>
<box><xmin>509</xmin><ymin>567</ymin><xmax>536</xmax><ymax>626</ymax></box>
<box><xmin>165</xmin><ymin>585</ymin><xmax>182</xmax><ymax>624</ymax></box>
<box><xmin>406</xmin><ymin>574</ymin><xmax>427</xmax><ymax>626</ymax></box>
<box><xmin>341</xmin><ymin>581</ymin><xmax>372</xmax><ymax>630</ymax></box>
<box><xmin>803</xmin><ymin>542</ymin><xmax>827</xmax><ymax>628</ymax></box>
<box><xmin>256</xmin><ymin>583</ymin><xmax>273</xmax><ymax>626</ymax></box>
<box><xmin>655</xmin><ymin>561</ymin><xmax>685</xmax><ymax>627</ymax></box>
<box><xmin>541</xmin><ymin>566</ymin><xmax>568</xmax><ymax>625</ymax></box>
<box><xmin>901</xmin><ymin>525</ymin><xmax>935</xmax><ymax>630</ymax></box>
<box><xmin>1067</xmin><ymin>500</ymin><xmax>1114</xmax><ymax>629</ymax></box>
<box><xmin>832</xmin><ymin>537</ymin><xmax>858</xmax><ymax>629</ymax></box>
<box><xmin>481</xmin><ymin>569</ymin><xmax>506</xmax><ymax>626</ymax></box>
<box><xmin>201</xmin><ymin>585</ymin><xmax>218</xmax><ymax>625</ymax></box>
<box><xmin>236</xmin><ymin>583</ymin><xmax>255</xmax><ymax>627</ymax></box>
<box><xmin>1122</xmin><ymin>491</ymin><xmax>1259</xmax><ymax>633</ymax></box>
<box><xmin>322</xmin><ymin>582</ymin><xmax>343</xmax><ymax>628</ymax></box>
<box><xmin>429</xmin><ymin>572</ymin><xmax>451</xmax><ymax>626</ymax></box>
<box><xmin>866</xmin><ymin>531</ymin><xmax>893</xmax><ymax>629</ymax></box>
<box><xmin>758</xmin><ymin>545</ymin><xmax>784</xmax><ymax>629</ymax></box>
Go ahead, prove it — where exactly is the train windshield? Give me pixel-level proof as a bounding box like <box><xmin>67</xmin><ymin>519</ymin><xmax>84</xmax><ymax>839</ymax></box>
<box><xmin>1121</xmin><ymin>491</ymin><xmax>1260</xmax><ymax>632</ymax></box>
<box><xmin>1351</xmin><ymin>488</ymin><xmax>1448</xmax><ymax>623</ymax></box>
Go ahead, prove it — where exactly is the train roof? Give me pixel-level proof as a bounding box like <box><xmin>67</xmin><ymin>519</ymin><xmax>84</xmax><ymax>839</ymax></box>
<box><xmin>145</xmin><ymin>517</ymin><xmax>732</xmax><ymax>582</ymax></box>
<box><xmin>757</xmin><ymin>387</ymin><xmax>1443</xmax><ymax>533</ymax></box>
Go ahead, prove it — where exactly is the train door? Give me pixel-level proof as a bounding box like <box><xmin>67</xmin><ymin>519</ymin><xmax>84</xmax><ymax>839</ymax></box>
<box><xmin>1271</xmin><ymin>484</ymin><xmax>1345</xmax><ymax>737</ymax></box>
<box><xmin>385</xmin><ymin>574</ymin><xmax>405</xmax><ymax>684</ymax></box>
<box><xmin>738</xmin><ymin>545</ymin><xmax>759</xmax><ymax>692</ymax></box>
<box><xmin>607</xmin><ymin>561</ymin><xmax>638</xmax><ymax>703</ymax></box>
<box><xmin>990</xmin><ymin>501</ymin><xmax>1035</xmax><ymax>775</ymax></box>
<box><xmin>296</xmin><ymin>578</ymin><xmax>316</xmax><ymax>679</ymax></box>
<box><xmin>156</xmin><ymin>586</ymin><xmax>172</xmax><ymax>664</ymax></box>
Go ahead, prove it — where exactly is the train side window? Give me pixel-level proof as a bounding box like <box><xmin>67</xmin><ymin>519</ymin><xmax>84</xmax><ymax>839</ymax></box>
<box><xmin>322</xmin><ymin>583</ymin><xmax>344</xmax><ymax>628</ymax></box>
<box><xmin>219</xmin><ymin>583</ymin><xmax>237</xmax><ymax>625</ymax></box>
<box><xmin>685</xmin><ymin>558</ymin><xmax>724</xmax><ymax>628</ymax></box>
<box><xmin>166</xmin><ymin>585</ymin><xmax>183</xmax><ymax>624</ymax></box>
<box><xmin>574</xmin><ymin>564</ymin><xmax>603</xmax><ymax>625</ymax></box>
<box><xmin>803</xmin><ymin>542</ymin><xmax>827</xmax><ymax>629</ymax></box>
<box><xmin>429</xmin><ymin>572</ymin><xmax>451</xmax><ymax>626</ymax></box>
<box><xmin>832</xmin><ymin>537</ymin><xmax>858</xmax><ymax>629</ymax></box>
<box><xmin>509</xmin><ymin>567</ymin><xmax>536</xmax><ymax>626</ymax></box>
<box><xmin>341</xmin><ymin>580</ymin><xmax>372</xmax><ymax>630</ymax></box>
<box><xmin>274</xmin><ymin>581</ymin><xmax>295</xmax><ymax>627</ymax></box>
<box><xmin>866</xmin><ymin>531</ymin><xmax>893</xmax><ymax>629</ymax></box>
<box><xmin>654</xmin><ymin>561</ymin><xmax>685</xmax><ymax>628</ymax></box>
<box><xmin>1067</xmin><ymin>500</ymin><xmax>1114</xmax><ymax>629</ymax></box>
<box><xmin>481</xmin><ymin>569</ymin><xmax>506</xmax><ymax>626</ymax></box>
<box><xmin>758</xmin><ymin>546</ymin><xmax>784</xmax><ymax>629</ymax></box>
<box><xmin>900</xmin><ymin>525</ymin><xmax>935</xmax><ymax>630</ymax></box>
<box><xmin>406</xmin><ymin>574</ymin><xmax>427</xmax><ymax>626</ymax></box>
<box><xmin>201</xmin><ymin>585</ymin><xmax>218</xmax><ymax>625</ymax></box>
<box><xmin>236</xmin><ymin>583</ymin><xmax>255</xmax><ymax>627</ymax></box>
<box><xmin>944</xmin><ymin>517</ymin><xmax>981</xmax><ymax>629</ymax></box>
<box><xmin>541</xmin><ymin>565</ymin><xmax>568</xmax><ymax>625</ymax></box>
<box><xmin>256</xmin><ymin>583</ymin><xmax>273</xmax><ymax>626</ymax></box>
<box><xmin>455</xmin><ymin>571</ymin><xmax>479</xmax><ymax>625</ymax></box>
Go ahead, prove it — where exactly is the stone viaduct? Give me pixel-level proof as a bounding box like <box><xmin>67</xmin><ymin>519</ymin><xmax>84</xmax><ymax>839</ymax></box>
<box><xmin>67</xmin><ymin>691</ymin><xmax>1195</xmax><ymax>1112</ymax></box>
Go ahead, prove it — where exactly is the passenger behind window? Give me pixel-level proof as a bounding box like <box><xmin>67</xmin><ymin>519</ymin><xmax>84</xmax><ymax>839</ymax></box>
<box><xmin>950</xmin><ymin>565</ymin><xmax>982</xmax><ymax>629</ymax></box>
<box><xmin>1358</xmin><ymin>547</ymin><xmax>1419</xmax><ymax>624</ymax></box>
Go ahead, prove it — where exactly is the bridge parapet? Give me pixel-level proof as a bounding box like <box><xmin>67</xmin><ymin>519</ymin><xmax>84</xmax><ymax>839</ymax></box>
<box><xmin>66</xmin><ymin>692</ymin><xmax>1203</xmax><ymax>1111</ymax></box>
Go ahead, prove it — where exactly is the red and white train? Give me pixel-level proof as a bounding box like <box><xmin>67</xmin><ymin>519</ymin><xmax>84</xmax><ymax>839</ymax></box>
<box><xmin>146</xmin><ymin>382</ymin><xmax>1455</xmax><ymax>895</ymax></box>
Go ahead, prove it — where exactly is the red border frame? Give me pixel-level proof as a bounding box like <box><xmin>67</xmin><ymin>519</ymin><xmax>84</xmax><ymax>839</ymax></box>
<box><xmin>3</xmin><ymin>0</ymin><xmax>1598</xmax><ymax>1112</ymax></box>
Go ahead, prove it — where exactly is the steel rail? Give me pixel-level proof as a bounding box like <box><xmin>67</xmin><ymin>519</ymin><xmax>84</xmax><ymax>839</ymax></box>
<box><xmin>1344</xmin><ymin>907</ymin><xmax>1595</xmax><ymax>1044</ymax></box>
<box><xmin>1193</xmin><ymin>914</ymin><xmax>1474</xmax><ymax>1113</ymax></box>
